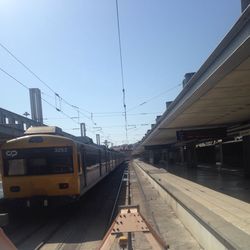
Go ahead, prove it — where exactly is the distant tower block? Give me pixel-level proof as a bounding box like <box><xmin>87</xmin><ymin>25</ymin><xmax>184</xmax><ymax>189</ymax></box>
<box><xmin>29</xmin><ymin>88</ymin><xmax>43</xmax><ymax>123</ymax></box>
<box><xmin>80</xmin><ymin>123</ymin><xmax>86</xmax><ymax>137</ymax></box>
<box><xmin>96</xmin><ymin>134</ymin><xmax>100</xmax><ymax>145</ymax></box>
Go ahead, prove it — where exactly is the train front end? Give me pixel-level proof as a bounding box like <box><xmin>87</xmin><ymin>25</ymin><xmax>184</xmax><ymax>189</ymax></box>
<box><xmin>0</xmin><ymin>131</ymin><xmax>79</xmax><ymax>206</ymax></box>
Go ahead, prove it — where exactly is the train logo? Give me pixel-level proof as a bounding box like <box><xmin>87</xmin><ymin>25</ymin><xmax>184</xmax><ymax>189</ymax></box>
<box><xmin>5</xmin><ymin>150</ymin><xmax>18</xmax><ymax>158</ymax></box>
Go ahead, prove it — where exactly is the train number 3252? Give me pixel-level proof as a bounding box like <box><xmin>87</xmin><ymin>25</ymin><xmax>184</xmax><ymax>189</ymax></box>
<box><xmin>54</xmin><ymin>147</ymin><xmax>68</xmax><ymax>153</ymax></box>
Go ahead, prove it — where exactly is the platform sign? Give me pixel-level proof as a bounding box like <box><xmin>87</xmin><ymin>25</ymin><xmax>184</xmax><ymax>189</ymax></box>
<box><xmin>176</xmin><ymin>127</ymin><xmax>227</xmax><ymax>141</ymax></box>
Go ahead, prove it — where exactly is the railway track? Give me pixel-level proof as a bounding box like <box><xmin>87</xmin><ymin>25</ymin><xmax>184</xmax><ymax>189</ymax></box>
<box><xmin>2</xmin><ymin>162</ymin><xmax>128</xmax><ymax>250</ymax></box>
<box><xmin>1</xmin><ymin>161</ymin><xmax>203</xmax><ymax>249</ymax></box>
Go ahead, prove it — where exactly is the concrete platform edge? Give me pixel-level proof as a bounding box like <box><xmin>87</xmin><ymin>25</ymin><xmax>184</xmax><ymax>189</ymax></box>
<box><xmin>133</xmin><ymin>160</ymin><xmax>250</xmax><ymax>250</ymax></box>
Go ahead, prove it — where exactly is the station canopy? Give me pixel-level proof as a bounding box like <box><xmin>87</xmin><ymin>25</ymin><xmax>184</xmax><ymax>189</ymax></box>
<box><xmin>134</xmin><ymin>7</ymin><xmax>250</xmax><ymax>154</ymax></box>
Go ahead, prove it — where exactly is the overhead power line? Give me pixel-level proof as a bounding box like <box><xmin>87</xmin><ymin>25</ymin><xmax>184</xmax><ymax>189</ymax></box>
<box><xmin>93</xmin><ymin>112</ymin><xmax>161</xmax><ymax>118</ymax></box>
<box><xmin>72</xmin><ymin>82</ymin><xmax>181</xmax><ymax>116</ymax></box>
<box><xmin>0</xmin><ymin>66</ymin><xmax>79</xmax><ymax>125</ymax></box>
<box><xmin>43</xmin><ymin>112</ymin><xmax>161</xmax><ymax>120</ymax></box>
<box><xmin>0</xmin><ymin>42</ymin><xmax>92</xmax><ymax>116</ymax></box>
<box><xmin>0</xmin><ymin>67</ymin><xmax>29</xmax><ymax>90</ymax></box>
<box><xmin>0</xmin><ymin>42</ymin><xmax>56</xmax><ymax>93</ymax></box>
<box><xmin>115</xmin><ymin>0</ymin><xmax>128</xmax><ymax>142</ymax></box>
<box><xmin>128</xmin><ymin>83</ymin><xmax>182</xmax><ymax>112</ymax></box>
<box><xmin>41</xmin><ymin>98</ymin><xmax>79</xmax><ymax>125</ymax></box>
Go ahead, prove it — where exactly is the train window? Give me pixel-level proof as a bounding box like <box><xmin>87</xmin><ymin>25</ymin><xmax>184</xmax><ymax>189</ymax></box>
<box><xmin>28</xmin><ymin>158</ymin><xmax>48</xmax><ymax>175</ymax></box>
<box><xmin>84</xmin><ymin>147</ymin><xmax>100</xmax><ymax>169</ymax></box>
<box><xmin>5</xmin><ymin>117</ymin><xmax>9</xmax><ymax>124</ymax></box>
<box><xmin>8</xmin><ymin>159</ymin><xmax>27</xmax><ymax>175</ymax></box>
<box><xmin>3</xmin><ymin>147</ymin><xmax>73</xmax><ymax>176</ymax></box>
<box><xmin>47</xmin><ymin>156</ymin><xmax>73</xmax><ymax>174</ymax></box>
<box><xmin>77</xmin><ymin>153</ymin><xmax>82</xmax><ymax>173</ymax></box>
<box><xmin>100</xmin><ymin>150</ymin><xmax>106</xmax><ymax>169</ymax></box>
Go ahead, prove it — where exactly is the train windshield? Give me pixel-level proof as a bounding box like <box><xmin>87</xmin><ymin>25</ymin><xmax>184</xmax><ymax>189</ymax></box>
<box><xmin>2</xmin><ymin>146</ymin><xmax>73</xmax><ymax>176</ymax></box>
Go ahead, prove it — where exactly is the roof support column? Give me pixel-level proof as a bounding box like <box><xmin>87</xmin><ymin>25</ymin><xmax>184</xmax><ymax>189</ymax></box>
<box><xmin>180</xmin><ymin>146</ymin><xmax>185</xmax><ymax>166</ymax></box>
<box><xmin>186</xmin><ymin>144</ymin><xmax>197</xmax><ymax>168</ymax></box>
<box><xmin>215</xmin><ymin>142</ymin><xmax>223</xmax><ymax>171</ymax></box>
<box><xmin>243</xmin><ymin>135</ymin><xmax>250</xmax><ymax>177</ymax></box>
<box><xmin>149</xmin><ymin>150</ymin><xmax>154</xmax><ymax>165</ymax></box>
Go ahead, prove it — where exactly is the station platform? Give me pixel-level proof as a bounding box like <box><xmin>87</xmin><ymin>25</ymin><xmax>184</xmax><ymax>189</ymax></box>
<box><xmin>161</xmin><ymin>162</ymin><xmax>250</xmax><ymax>203</ymax></box>
<box><xmin>133</xmin><ymin>159</ymin><xmax>250</xmax><ymax>249</ymax></box>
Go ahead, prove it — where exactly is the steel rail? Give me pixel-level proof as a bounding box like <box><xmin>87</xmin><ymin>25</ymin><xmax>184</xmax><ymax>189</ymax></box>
<box><xmin>39</xmin><ymin>164</ymin><xmax>127</xmax><ymax>249</ymax></box>
<box><xmin>106</xmin><ymin>164</ymin><xmax>128</xmax><ymax>228</ymax></box>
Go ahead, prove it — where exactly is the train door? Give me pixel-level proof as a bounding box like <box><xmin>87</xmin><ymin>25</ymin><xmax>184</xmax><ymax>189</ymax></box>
<box><xmin>105</xmin><ymin>150</ymin><xmax>108</xmax><ymax>173</ymax></box>
<box><xmin>99</xmin><ymin>149</ymin><xmax>102</xmax><ymax>176</ymax></box>
<box><xmin>100</xmin><ymin>149</ymin><xmax>106</xmax><ymax>176</ymax></box>
<box><xmin>111</xmin><ymin>152</ymin><xmax>113</xmax><ymax>169</ymax></box>
<box><xmin>108</xmin><ymin>151</ymin><xmax>111</xmax><ymax>171</ymax></box>
<box><xmin>79</xmin><ymin>146</ymin><xmax>87</xmax><ymax>189</ymax></box>
<box><xmin>77</xmin><ymin>151</ymin><xmax>85</xmax><ymax>194</ymax></box>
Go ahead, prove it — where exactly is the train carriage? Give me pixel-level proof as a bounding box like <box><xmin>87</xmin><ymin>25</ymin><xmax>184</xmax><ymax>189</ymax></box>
<box><xmin>0</xmin><ymin>126</ymin><xmax>124</xmax><ymax>206</ymax></box>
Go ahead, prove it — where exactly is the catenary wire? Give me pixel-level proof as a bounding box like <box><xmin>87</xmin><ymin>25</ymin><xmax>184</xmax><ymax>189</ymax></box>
<box><xmin>0</xmin><ymin>42</ymin><xmax>92</xmax><ymax>115</ymax></box>
<box><xmin>0</xmin><ymin>67</ymin><xmax>29</xmax><ymax>90</ymax></box>
<box><xmin>0</xmin><ymin>66</ymin><xmax>82</xmax><ymax>126</ymax></box>
<box><xmin>0</xmin><ymin>42</ymin><xmax>179</xmax><ymax>120</ymax></box>
<box><xmin>115</xmin><ymin>0</ymin><xmax>128</xmax><ymax>141</ymax></box>
<box><xmin>128</xmin><ymin>83</ymin><xmax>182</xmax><ymax>112</ymax></box>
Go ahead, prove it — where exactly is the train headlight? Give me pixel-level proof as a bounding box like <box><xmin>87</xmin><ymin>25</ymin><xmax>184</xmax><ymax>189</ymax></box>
<box><xmin>10</xmin><ymin>186</ymin><xmax>20</xmax><ymax>192</ymax></box>
<box><xmin>59</xmin><ymin>183</ymin><xmax>69</xmax><ymax>189</ymax></box>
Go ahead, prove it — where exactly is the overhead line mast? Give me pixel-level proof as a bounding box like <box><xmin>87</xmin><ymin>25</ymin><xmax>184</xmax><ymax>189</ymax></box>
<box><xmin>115</xmin><ymin>0</ymin><xmax>128</xmax><ymax>142</ymax></box>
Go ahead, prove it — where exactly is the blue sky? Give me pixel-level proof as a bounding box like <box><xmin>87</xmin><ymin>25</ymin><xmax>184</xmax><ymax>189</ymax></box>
<box><xmin>0</xmin><ymin>0</ymin><xmax>241</xmax><ymax>145</ymax></box>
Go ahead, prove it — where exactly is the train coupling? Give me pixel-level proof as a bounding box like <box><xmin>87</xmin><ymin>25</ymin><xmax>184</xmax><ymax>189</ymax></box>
<box><xmin>26</xmin><ymin>198</ymin><xmax>48</xmax><ymax>207</ymax></box>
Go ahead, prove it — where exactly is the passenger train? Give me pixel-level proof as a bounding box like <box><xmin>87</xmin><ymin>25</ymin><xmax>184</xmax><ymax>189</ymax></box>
<box><xmin>0</xmin><ymin>126</ymin><xmax>124</xmax><ymax>206</ymax></box>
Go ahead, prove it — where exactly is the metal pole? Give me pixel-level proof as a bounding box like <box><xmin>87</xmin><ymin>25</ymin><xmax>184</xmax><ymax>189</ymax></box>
<box><xmin>80</xmin><ymin>123</ymin><xmax>86</xmax><ymax>137</ymax></box>
<box><xmin>96</xmin><ymin>134</ymin><xmax>100</xmax><ymax>145</ymax></box>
